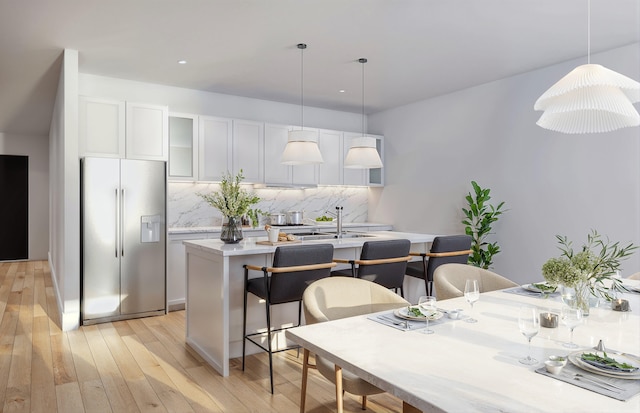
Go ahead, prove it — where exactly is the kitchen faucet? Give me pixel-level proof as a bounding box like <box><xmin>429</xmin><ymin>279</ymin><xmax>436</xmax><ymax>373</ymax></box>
<box><xmin>325</xmin><ymin>206</ymin><xmax>344</xmax><ymax>238</ymax></box>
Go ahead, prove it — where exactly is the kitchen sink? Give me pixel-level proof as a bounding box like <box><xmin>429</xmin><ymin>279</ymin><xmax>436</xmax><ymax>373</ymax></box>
<box><xmin>294</xmin><ymin>232</ymin><xmax>375</xmax><ymax>241</ymax></box>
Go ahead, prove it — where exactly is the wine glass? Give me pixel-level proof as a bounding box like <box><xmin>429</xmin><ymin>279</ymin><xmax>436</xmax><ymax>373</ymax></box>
<box><xmin>464</xmin><ymin>279</ymin><xmax>480</xmax><ymax>323</ymax></box>
<box><xmin>518</xmin><ymin>306</ymin><xmax>540</xmax><ymax>365</ymax></box>
<box><xmin>560</xmin><ymin>285</ymin><xmax>577</xmax><ymax>308</ymax></box>
<box><xmin>561</xmin><ymin>306</ymin><xmax>582</xmax><ymax>349</ymax></box>
<box><xmin>418</xmin><ymin>296</ymin><xmax>437</xmax><ymax>334</ymax></box>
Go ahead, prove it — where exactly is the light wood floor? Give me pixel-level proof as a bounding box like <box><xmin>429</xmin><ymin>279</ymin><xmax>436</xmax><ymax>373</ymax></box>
<box><xmin>0</xmin><ymin>261</ymin><xmax>402</xmax><ymax>413</ymax></box>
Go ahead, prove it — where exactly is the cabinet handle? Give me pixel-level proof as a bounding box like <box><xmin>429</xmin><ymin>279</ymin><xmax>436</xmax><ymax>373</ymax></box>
<box><xmin>121</xmin><ymin>189</ymin><xmax>125</xmax><ymax>257</ymax></box>
<box><xmin>115</xmin><ymin>189</ymin><xmax>119</xmax><ymax>258</ymax></box>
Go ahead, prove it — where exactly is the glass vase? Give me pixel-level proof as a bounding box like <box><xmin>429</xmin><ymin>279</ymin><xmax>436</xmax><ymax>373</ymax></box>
<box><xmin>560</xmin><ymin>283</ymin><xmax>591</xmax><ymax>317</ymax></box>
<box><xmin>220</xmin><ymin>216</ymin><xmax>243</xmax><ymax>244</ymax></box>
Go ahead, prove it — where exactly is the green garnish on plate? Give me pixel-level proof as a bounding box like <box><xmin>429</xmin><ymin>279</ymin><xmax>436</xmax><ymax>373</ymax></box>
<box><xmin>581</xmin><ymin>352</ymin><xmax>638</xmax><ymax>372</ymax></box>
<box><xmin>531</xmin><ymin>282</ymin><xmax>556</xmax><ymax>292</ymax></box>
<box><xmin>407</xmin><ymin>306</ymin><xmax>423</xmax><ymax>317</ymax></box>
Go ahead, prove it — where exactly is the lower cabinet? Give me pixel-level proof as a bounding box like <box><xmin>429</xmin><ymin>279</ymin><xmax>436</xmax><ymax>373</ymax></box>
<box><xmin>167</xmin><ymin>232</ymin><xmax>219</xmax><ymax>311</ymax></box>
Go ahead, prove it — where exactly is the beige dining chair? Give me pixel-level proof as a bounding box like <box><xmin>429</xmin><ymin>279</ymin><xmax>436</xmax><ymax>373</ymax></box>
<box><xmin>300</xmin><ymin>277</ymin><xmax>410</xmax><ymax>413</ymax></box>
<box><xmin>627</xmin><ymin>272</ymin><xmax>640</xmax><ymax>280</ymax></box>
<box><xmin>433</xmin><ymin>263</ymin><xmax>518</xmax><ymax>300</ymax></box>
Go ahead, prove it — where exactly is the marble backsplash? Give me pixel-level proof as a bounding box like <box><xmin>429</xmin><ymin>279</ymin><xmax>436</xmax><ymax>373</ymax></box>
<box><xmin>168</xmin><ymin>182</ymin><xmax>370</xmax><ymax>227</ymax></box>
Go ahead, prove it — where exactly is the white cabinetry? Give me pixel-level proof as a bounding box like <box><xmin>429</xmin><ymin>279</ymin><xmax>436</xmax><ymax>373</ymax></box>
<box><xmin>198</xmin><ymin>117</ymin><xmax>263</xmax><ymax>183</ymax></box>
<box><xmin>168</xmin><ymin>113</ymin><xmax>198</xmax><ymax>180</ymax></box>
<box><xmin>79</xmin><ymin>97</ymin><xmax>126</xmax><ymax>158</ymax></box>
<box><xmin>79</xmin><ymin>96</ymin><xmax>168</xmax><ymax>161</ymax></box>
<box><xmin>318</xmin><ymin>129</ymin><xmax>342</xmax><ymax>185</ymax></box>
<box><xmin>126</xmin><ymin>102</ymin><xmax>169</xmax><ymax>161</ymax></box>
<box><xmin>264</xmin><ymin>123</ymin><xmax>317</xmax><ymax>186</ymax></box>
<box><xmin>233</xmin><ymin>119</ymin><xmax>264</xmax><ymax>183</ymax></box>
<box><xmin>199</xmin><ymin>116</ymin><xmax>232</xmax><ymax>181</ymax></box>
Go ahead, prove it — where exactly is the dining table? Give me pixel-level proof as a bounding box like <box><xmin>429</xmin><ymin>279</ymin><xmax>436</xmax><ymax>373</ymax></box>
<box><xmin>285</xmin><ymin>280</ymin><xmax>640</xmax><ymax>412</ymax></box>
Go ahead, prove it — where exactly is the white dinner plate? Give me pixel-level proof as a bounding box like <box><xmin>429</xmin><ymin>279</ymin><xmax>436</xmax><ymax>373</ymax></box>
<box><xmin>569</xmin><ymin>351</ymin><xmax>640</xmax><ymax>380</ymax></box>
<box><xmin>394</xmin><ymin>306</ymin><xmax>443</xmax><ymax>321</ymax></box>
<box><xmin>522</xmin><ymin>282</ymin><xmax>556</xmax><ymax>293</ymax></box>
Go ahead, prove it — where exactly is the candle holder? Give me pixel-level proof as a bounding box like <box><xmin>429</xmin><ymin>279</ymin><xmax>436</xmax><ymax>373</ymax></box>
<box><xmin>612</xmin><ymin>299</ymin><xmax>630</xmax><ymax>312</ymax></box>
<box><xmin>540</xmin><ymin>312</ymin><xmax>558</xmax><ymax>328</ymax></box>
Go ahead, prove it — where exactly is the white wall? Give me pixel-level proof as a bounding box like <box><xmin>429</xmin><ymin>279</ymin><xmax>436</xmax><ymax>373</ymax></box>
<box><xmin>49</xmin><ymin>49</ymin><xmax>80</xmax><ymax>331</ymax></box>
<box><xmin>0</xmin><ymin>133</ymin><xmax>49</xmax><ymax>259</ymax></box>
<box><xmin>369</xmin><ymin>43</ymin><xmax>640</xmax><ymax>283</ymax></box>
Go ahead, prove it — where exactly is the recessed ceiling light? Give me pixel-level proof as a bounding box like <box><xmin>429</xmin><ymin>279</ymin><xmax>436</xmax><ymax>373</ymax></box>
<box><xmin>178</xmin><ymin>60</ymin><xmax>187</xmax><ymax>65</ymax></box>
<box><xmin>339</xmin><ymin>89</ymin><xmax>346</xmax><ymax>93</ymax></box>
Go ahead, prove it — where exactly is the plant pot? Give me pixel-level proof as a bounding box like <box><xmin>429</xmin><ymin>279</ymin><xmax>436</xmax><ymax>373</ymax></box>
<box><xmin>221</xmin><ymin>216</ymin><xmax>243</xmax><ymax>244</ymax></box>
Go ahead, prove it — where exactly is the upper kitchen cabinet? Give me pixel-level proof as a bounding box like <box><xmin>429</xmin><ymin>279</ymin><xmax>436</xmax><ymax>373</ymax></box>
<box><xmin>199</xmin><ymin>116</ymin><xmax>232</xmax><ymax>181</ymax></box>
<box><xmin>126</xmin><ymin>102</ymin><xmax>169</xmax><ymax>161</ymax></box>
<box><xmin>264</xmin><ymin>123</ymin><xmax>317</xmax><ymax>186</ymax></box>
<box><xmin>232</xmin><ymin>119</ymin><xmax>264</xmax><ymax>183</ymax></box>
<box><xmin>79</xmin><ymin>97</ymin><xmax>168</xmax><ymax>161</ymax></box>
<box><xmin>79</xmin><ymin>97</ymin><xmax>126</xmax><ymax>158</ymax></box>
<box><xmin>317</xmin><ymin>129</ymin><xmax>342</xmax><ymax>185</ymax></box>
<box><xmin>168</xmin><ymin>113</ymin><xmax>198</xmax><ymax>181</ymax></box>
<box><xmin>342</xmin><ymin>132</ymin><xmax>384</xmax><ymax>186</ymax></box>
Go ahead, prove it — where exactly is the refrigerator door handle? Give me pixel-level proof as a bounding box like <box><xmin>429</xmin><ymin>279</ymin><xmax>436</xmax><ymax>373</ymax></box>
<box><xmin>115</xmin><ymin>188</ymin><xmax>119</xmax><ymax>258</ymax></box>
<box><xmin>121</xmin><ymin>188</ymin><xmax>125</xmax><ymax>257</ymax></box>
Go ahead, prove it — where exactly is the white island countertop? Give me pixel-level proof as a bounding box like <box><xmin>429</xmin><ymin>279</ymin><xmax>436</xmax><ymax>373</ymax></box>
<box><xmin>169</xmin><ymin>222</ymin><xmax>393</xmax><ymax>235</ymax></box>
<box><xmin>182</xmin><ymin>231</ymin><xmax>438</xmax><ymax>257</ymax></box>
<box><xmin>183</xmin><ymin>230</ymin><xmax>437</xmax><ymax>376</ymax></box>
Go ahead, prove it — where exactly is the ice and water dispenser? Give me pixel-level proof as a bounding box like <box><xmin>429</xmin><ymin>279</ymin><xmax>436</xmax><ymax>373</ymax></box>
<box><xmin>140</xmin><ymin>215</ymin><xmax>161</xmax><ymax>243</ymax></box>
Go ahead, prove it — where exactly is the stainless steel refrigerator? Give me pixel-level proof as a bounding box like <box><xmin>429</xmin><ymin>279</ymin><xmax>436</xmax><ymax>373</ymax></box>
<box><xmin>81</xmin><ymin>157</ymin><xmax>166</xmax><ymax>325</ymax></box>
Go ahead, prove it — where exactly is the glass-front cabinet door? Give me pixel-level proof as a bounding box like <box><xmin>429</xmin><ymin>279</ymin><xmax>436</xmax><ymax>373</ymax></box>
<box><xmin>168</xmin><ymin>113</ymin><xmax>198</xmax><ymax>181</ymax></box>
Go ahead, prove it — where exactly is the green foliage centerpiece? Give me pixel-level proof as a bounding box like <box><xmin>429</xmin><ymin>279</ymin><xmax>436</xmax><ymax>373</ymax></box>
<box><xmin>198</xmin><ymin>170</ymin><xmax>260</xmax><ymax>243</ymax></box>
<box><xmin>542</xmin><ymin>230</ymin><xmax>637</xmax><ymax>315</ymax></box>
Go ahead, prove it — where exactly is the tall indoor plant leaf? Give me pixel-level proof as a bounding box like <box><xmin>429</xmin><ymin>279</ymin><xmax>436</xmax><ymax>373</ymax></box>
<box><xmin>462</xmin><ymin>181</ymin><xmax>506</xmax><ymax>269</ymax></box>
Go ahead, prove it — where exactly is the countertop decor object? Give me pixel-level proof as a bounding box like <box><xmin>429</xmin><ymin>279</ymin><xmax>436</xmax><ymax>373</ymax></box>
<box><xmin>541</xmin><ymin>229</ymin><xmax>637</xmax><ymax>315</ymax></box>
<box><xmin>197</xmin><ymin>170</ymin><xmax>260</xmax><ymax>243</ymax></box>
<box><xmin>612</xmin><ymin>298</ymin><xmax>630</xmax><ymax>312</ymax></box>
<box><xmin>540</xmin><ymin>312</ymin><xmax>558</xmax><ymax>328</ymax></box>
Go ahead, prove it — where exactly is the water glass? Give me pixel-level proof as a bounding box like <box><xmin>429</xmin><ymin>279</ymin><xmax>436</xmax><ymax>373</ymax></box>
<box><xmin>418</xmin><ymin>296</ymin><xmax>437</xmax><ymax>334</ymax></box>
<box><xmin>464</xmin><ymin>279</ymin><xmax>480</xmax><ymax>323</ymax></box>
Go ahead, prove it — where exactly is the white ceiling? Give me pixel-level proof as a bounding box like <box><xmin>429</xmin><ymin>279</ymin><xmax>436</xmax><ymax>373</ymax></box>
<box><xmin>0</xmin><ymin>0</ymin><xmax>638</xmax><ymax>136</ymax></box>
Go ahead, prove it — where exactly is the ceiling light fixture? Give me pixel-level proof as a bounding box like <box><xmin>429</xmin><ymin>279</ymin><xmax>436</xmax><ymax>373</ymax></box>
<box><xmin>534</xmin><ymin>0</ymin><xmax>640</xmax><ymax>134</ymax></box>
<box><xmin>177</xmin><ymin>60</ymin><xmax>187</xmax><ymax>65</ymax></box>
<box><xmin>281</xmin><ymin>43</ymin><xmax>323</xmax><ymax>165</ymax></box>
<box><xmin>345</xmin><ymin>58</ymin><xmax>383</xmax><ymax>169</ymax></box>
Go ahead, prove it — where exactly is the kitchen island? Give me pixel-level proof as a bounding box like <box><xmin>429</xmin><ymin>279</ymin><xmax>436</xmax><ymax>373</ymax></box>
<box><xmin>183</xmin><ymin>231</ymin><xmax>437</xmax><ymax>376</ymax></box>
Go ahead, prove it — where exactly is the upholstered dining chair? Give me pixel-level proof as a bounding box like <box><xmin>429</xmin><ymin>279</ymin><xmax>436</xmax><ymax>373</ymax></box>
<box><xmin>627</xmin><ymin>272</ymin><xmax>640</xmax><ymax>280</ymax></box>
<box><xmin>433</xmin><ymin>263</ymin><xmax>518</xmax><ymax>300</ymax></box>
<box><xmin>300</xmin><ymin>277</ymin><xmax>410</xmax><ymax>413</ymax></box>
<box><xmin>242</xmin><ymin>244</ymin><xmax>336</xmax><ymax>394</ymax></box>
<box><xmin>405</xmin><ymin>234</ymin><xmax>472</xmax><ymax>296</ymax></box>
<box><xmin>332</xmin><ymin>239</ymin><xmax>412</xmax><ymax>297</ymax></box>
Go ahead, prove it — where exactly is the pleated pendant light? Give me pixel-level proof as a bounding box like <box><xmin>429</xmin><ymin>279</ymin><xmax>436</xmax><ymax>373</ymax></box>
<box><xmin>344</xmin><ymin>58</ymin><xmax>383</xmax><ymax>169</ymax></box>
<box><xmin>534</xmin><ymin>0</ymin><xmax>640</xmax><ymax>134</ymax></box>
<box><xmin>281</xmin><ymin>43</ymin><xmax>323</xmax><ymax>165</ymax></box>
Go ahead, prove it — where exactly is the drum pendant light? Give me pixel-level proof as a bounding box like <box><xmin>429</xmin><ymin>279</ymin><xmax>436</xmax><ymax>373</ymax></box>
<box><xmin>345</xmin><ymin>58</ymin><xmax>383</xmax><ymax>169</ymax></box>
<box><xmin>534</xmin><ymin>0</ymin><xmax>640</xmax><ymax>134</ymax></box>
<box><xmin>281</xmin><ymin>43</ymin><xmax>323</xmax><ymax>165</ymax></box>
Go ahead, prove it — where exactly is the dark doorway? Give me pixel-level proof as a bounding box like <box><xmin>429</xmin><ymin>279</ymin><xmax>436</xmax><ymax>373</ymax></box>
<box><xmin>0</xmin><ymin>155</ymin><xmax>28</xmax><ymax>260</ymax></box>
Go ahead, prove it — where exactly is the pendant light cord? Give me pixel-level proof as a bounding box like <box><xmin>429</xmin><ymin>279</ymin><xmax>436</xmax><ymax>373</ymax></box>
<box><xmin>297</xmin><ymin>43</ymin><xmax>307</xmax><ymax>130</ymax></box>
<box><xmin>359</xmin><ymin>58</ymin><xmax>367</xmax><ymax>137</ymax></box>
<box><xmin>587</xmin><ymin>0</ymin><xmax>591</xmax><ymax>64</ymax></box>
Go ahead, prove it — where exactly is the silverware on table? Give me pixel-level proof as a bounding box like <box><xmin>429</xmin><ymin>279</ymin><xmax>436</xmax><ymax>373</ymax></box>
<box><xmin>563</xmin><ymin>372</ymin><xmax>623</xmax><ymax>393</ymax></box>
<box><xmin>378</xmin><ymin>315</ymin><xmax>410</xmax><ymax>329</ymax></box>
